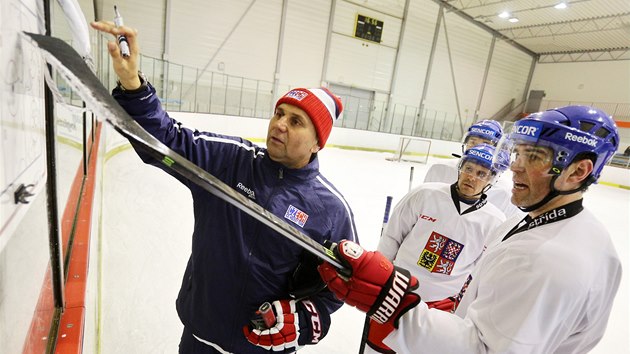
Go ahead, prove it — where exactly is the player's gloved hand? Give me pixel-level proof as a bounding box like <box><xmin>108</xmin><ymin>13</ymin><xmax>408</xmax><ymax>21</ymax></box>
<box><xmin>367</xmin><ymin>298</ymin><xmax>459</xmax><ymax>354</ymax></box>
<box><xmin>243</xmin><ymin>299</ymin><xmax>326</xmax><ymax>353</ymax></box>
<box><xmin>317</xmin><ymin>240</ymin><xmax>421</xmax><ymax>327</ymax></box>
<box><xmin>366</xmin><ymin>317</ymin><xmax>397</xmax><ymax>353</ymax></box>
<box><xmin>427</xmin><ymin>296</ymin><xmax>458</xmax><ymax>313</ymax></box>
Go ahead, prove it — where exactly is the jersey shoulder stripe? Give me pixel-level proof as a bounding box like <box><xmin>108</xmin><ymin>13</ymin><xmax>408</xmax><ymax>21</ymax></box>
<box><xmin>193</xmin><ymin>134</ymin><xmax>264</xmax><ymax>157</ymax></box>
<box><xmin>316</xmin><ymin>175</ymin><xmax>357</xmax><ymax>242</ymax></box>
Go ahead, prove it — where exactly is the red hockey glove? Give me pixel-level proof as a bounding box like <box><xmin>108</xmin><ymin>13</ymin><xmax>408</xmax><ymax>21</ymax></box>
<box><xmin>243</xmin><ymin>300</ymin><xmax>300</xmax><ymax>352</ymax></box>
<box><xmin>317</xmin><ymin>240</ymin><xmax>420</xmax><ymax>327</ymax></box>
<box><xmin>366</xmin><ymin>317</ymin><xmax>397</xmax><ymax>354</ymax></box>
<box><xmin>243</xmin><ymin>299</ymin><xmax>326</xmax><ymax>353</ymax></box>
<box><xmin>367</xmin><ymin>298</ymin><xmax>459</xmax><ymax>354</ymax></box>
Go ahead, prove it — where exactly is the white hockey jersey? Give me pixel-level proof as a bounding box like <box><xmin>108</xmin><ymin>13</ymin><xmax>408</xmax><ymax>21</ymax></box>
<box><xmin>385</xmin><ymin>208</ymin><xmax>622</xmax><ymax>354</ymax></box>
<box><xmin>423</xmin><ymin>158</ymin><xmax>524</xmax><ymax>219</ymax></box>
<box><xmin>378</xmin><ymin>183</ymin><xmax>506</xmax><ymax>302</ymax></box>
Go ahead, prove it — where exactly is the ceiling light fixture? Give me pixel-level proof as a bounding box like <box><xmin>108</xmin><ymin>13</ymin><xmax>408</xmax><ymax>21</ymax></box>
<box><xmin>554</xmin><ymin>2</ymin><xmax>568</xmax><ymax>9</ymax></box>
<box><xmin>498</xmin><ymin>11</ymin><xmax>511</xmax><ymax>19</ymax></box>
<box><xmin>508</xmin><ymin>17</ymin><xmax>519</xmax><ymax>23</ymax></box>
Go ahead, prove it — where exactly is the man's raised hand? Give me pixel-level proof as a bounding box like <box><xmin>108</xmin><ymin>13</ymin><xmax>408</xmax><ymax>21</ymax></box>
<box><xmin>90</xmin><ymin>20</ymin><xmax>140</xmax><ymax>89</ymax></box>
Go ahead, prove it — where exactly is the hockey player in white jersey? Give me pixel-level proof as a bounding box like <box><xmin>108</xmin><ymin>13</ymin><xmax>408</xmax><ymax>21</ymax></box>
<box><xmin>319</xmin><ymin>105</ymin><xmax>621</xmax><ymax>354</ymax></box>
<box><xmin>424</xmin><ymin>120</ymin><xmax>523</xmax><ymax>219</ymax></box>
<box><xmin>361</xmin><ymin>144</ymin><xmax>509</xmax><ymax>353</ymax></box>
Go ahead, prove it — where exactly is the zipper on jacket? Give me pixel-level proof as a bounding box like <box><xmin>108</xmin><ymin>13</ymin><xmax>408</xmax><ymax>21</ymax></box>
<box><xmin>278</xmin><ymin>168</ymin><xmax>284</xmax><ymax>179</ymax></box>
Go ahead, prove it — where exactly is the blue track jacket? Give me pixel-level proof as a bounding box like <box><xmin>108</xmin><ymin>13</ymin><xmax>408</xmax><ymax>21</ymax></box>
<box><xmin>113</xmin><ymin>84</ymin><xmax>359</xmax><ymax>353</ymax></box>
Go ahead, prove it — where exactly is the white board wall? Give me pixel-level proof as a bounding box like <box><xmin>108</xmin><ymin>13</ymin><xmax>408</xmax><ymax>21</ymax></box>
<box><xmin>167</xmin><ymin>111</ymin><xmax>630</xmax><ymax>187</ymax></box>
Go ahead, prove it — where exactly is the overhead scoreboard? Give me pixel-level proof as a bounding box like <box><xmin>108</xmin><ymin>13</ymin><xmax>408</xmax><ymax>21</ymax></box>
<box><xmin>354</xmin><ymin>14</ymin><xmax>383</xmax><ymax>43</ymax></box>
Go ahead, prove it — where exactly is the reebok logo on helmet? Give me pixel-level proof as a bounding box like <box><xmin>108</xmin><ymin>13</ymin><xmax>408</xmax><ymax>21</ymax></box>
<box><xmin>564</xmin><ymin>132</ymin><xmax>598</xmax><ymax>147</ymax></box>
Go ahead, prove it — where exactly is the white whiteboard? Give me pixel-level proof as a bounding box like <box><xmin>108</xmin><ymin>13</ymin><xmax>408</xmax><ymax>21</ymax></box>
<box><xmin>0</xmin><ymin>0</ymin><xmax>46</xmax><ymax>250</ymax></box>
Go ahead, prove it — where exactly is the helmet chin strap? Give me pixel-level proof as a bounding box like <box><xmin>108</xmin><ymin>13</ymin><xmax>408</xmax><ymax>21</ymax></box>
<box><xmin>518</xmin><ymin>174</ymin><xmax>588</xmax><ymax>213</ymax></box>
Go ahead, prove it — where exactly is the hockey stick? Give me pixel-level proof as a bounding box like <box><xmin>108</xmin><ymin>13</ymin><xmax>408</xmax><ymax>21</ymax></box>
<box><xmin>22</xmin><ymin>32</ymin><xmax>346</xmax><ymax>270</ymax></box>
<box><xmin>380</xmin><ymin>196</ymin><xmax>393</xmax><ymax>236</ymax></box>
<box><xmin>358</xmin><ymin>195</ymin><xmax>393</xmax><ymax>353</ymax></box>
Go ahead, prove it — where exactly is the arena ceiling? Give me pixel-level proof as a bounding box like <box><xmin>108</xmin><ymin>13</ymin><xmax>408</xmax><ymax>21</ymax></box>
<box><xmin>441</xmin><ymin>0</ymin><xmax>630</xmax><ymax>62</ymax></box>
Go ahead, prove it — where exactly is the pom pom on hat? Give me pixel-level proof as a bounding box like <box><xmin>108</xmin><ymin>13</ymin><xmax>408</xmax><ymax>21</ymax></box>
<box><xmin>275</xmin><ymin>87</ymin><xmax>343</xmax><ymax>149</ymax></box>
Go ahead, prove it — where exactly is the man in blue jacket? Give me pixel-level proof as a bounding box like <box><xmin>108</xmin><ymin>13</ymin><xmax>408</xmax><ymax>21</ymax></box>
<box><xmin>91</xmin><ymin>21</ymin><xmax>358</xmax><ymax>354</ymax></box>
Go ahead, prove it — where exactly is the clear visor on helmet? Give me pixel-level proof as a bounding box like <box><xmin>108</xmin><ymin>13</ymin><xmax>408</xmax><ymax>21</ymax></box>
<box><xmin>462</xmin><ymin>134</ymin><xmax>494</xmax><ymax>152</ymax></box>
<box><xmin>494</xmin><ymin>134</ymin><xmax>556</xmax><ymax>174</ymax></box>
<box><xmin>457</xmin><ymin>157</ymin><xmax>498</xmax><ymax>185</ymax></box>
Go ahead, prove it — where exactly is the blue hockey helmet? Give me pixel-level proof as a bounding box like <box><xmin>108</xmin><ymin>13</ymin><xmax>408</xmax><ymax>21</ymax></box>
<box><xmin>497</xmin><ymin>105</ymin><xmax>619</xmax><ymax>184</ymax></box>
<box><xmin>459</xmin><ymin>143</ymin><xmax>508</xmax><ymax>183</ymax></box>
<box><xmin>463</xmin><ymin>120</ymin><xmax>503</xmax><ymax>148</ymax></box>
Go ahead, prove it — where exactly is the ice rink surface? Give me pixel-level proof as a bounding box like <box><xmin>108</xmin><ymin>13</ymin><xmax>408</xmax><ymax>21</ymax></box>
<box><xmin>103</xmin><ymin>143</ymin><xmax>629</xmax><ymax>353</ymax></box>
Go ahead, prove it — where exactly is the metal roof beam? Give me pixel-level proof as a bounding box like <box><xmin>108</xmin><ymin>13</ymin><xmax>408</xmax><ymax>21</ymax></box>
<box><xmin>495</xmin><ymin>12</ymin><xmax>630</xmax><ymax>39</ymax></box>
<box><xmin>434</xmin><ymin>0</ymin><xmax>537</xmax><ymax>57</ymax></box>
<box><xmin>448</xmin><ymin>0</ymin><xmax>592</xmax><ymax>12</ymax></box>
<box><xmin>538</xmin><ymin>48</ymin><xmax>630</xmax><ymax>62</ymax></box>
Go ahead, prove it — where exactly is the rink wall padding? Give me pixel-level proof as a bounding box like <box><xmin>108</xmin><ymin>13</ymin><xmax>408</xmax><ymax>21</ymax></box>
<box><xmin>22</xmin><ymin>122</ymin><xmax>102</xmax><ymax>354</ymax></box>
<box><xmin>170</xmin><ymin>112</ymin><xmax>630</xmax><ymax>189</ymax></box>
<box><xmin>616</xmin><ymin>120</ymin><xmax>630</xmax><ymax>128</ymax></box>
<box><xmin>53</xmin><ymin>122</ymin><xmax>101</xmax><ymax>353</ymax></box>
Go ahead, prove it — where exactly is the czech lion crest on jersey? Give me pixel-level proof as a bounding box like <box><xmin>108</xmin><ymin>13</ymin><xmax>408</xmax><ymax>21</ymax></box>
<box><xmin>417</xmin><ymin>231</ymin><xmax>464</xmax><ymax>275</ymax></box>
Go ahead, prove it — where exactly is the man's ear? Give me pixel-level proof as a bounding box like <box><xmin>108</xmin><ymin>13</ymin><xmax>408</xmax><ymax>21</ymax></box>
<box><xmin>311</xmin><ymin>145</ymin><xmax>321</xmax><ymax>153</ymax></box>
<box><xmin>566</xmin><ymin>158</ymin><xmax>594</xmax><ymax>185</ymax></box>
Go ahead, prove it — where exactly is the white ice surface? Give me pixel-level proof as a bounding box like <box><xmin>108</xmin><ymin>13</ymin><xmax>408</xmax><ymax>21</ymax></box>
<box><xmin>102</xmin><ymin>145</ymin><xmax>629</xmax><ymax>354</ymax></box>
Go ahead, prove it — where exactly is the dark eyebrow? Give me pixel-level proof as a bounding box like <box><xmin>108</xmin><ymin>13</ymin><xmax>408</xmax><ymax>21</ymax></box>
<box><xmin>462</xmin><ymin>161</ymin><xmax>489</xmax><ymax>171</ymax></box>
<box><xmin>290</xmin><ymin>112</ymin><xmax>309</xmax><ymax>123</ymax></box>
<box><xmin>519</xmin><ymin>145</ymin><xmax>549</xmax><ymax>155</ymax></box>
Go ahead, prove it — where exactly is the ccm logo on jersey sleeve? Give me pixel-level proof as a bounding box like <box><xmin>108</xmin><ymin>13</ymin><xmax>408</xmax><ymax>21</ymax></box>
<box><xmin>419</xmin><ymin>214</ymin><xmax>437</xmax><ymax>222</ymax></box>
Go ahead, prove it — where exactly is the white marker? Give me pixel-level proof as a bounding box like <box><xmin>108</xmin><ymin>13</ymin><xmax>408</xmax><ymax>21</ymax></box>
<box><xmin>113</xmin><ymin>5</ymin><xmax>130</xmax><ymax>58</ymax></box>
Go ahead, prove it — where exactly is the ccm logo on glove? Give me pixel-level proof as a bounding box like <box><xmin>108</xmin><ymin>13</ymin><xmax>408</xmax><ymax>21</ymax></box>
<box><xmin>301</xmin><ymin>300</ymin><xmax>322</xmax><ymax>343</ymax></box>
<box><xmin>243</xmin><ymin>298</ymin><xmax>326</xmax><ymax>352</ymax></box>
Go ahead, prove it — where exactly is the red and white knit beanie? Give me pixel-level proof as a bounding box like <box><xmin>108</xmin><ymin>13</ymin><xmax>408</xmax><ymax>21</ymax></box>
<box><xmin>275</xmin><ymin>87</ymin><xmax>343</xmax><ymax>149</ymax></box>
